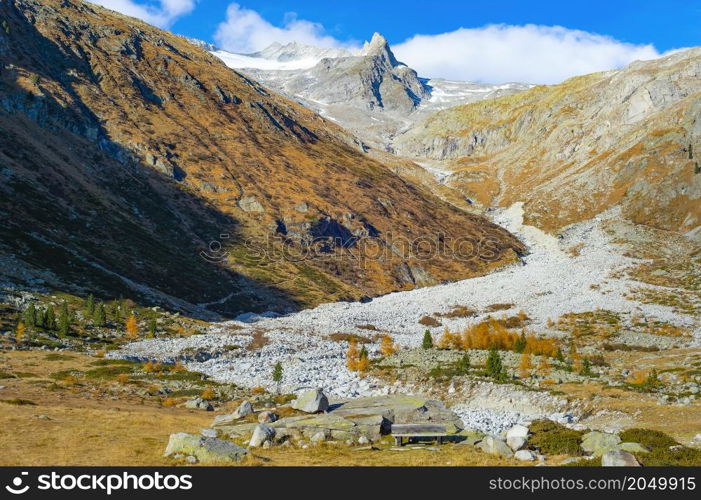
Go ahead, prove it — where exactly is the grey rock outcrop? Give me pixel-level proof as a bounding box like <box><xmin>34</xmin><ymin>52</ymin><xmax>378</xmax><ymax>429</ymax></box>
<box><xmin>581</xmin><ymin>431</ymin><xmax>621</xmax><ymax>457</ymax></box>
<box><xmin>602</xmin><ymin>449</ymin><xmax>640</xmax><ymax>467</ymax></box>
<box><xmin>212</xmin><ymin>400</ymin><xmax>254</xmax><ymax>426</ymax></box>
<box><xmin>249</xmin><ymin>424</ymin><xmax>276</xmax><ymax>447</ymax></box>
<box><xmin>478</xmin><ymin>435</ymin><xmax>514</xmax><ymax>458</ymax></box>
<box><xmin>514</xmin><ymin>449</ymin><xmax>537</xmax><ymax>461</ymax></box>
<box><xmin>164</xmin><ymin>433</ymin><xmax>247</xmax><ymax>463</ymax></box>
<box><xmin>258</xmin><ymin>411</ymin><xmax>278</xmax><ymax>423</ymax></box>
<box><xmin>291</xmin><ymin>388</ymin><xmax>329</xmax><ymax>413</ymax></box>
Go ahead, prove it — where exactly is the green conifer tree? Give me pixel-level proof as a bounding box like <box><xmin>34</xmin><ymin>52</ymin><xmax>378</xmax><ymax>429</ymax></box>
<box><xmin>94</xmin><ymin>302</ymin><xmax>107</xmax><ymax>327</ymax></box>
<box><xmin>485</xmin><ymin>346</ymin><xmax>507</xmax><ymax>382</ymax></box>
<box><xmin>456</xmin><ymin>354</ymin><xmax>471</xmax><ymax>375</ymax></box>
<box><xmin>44</xmin><ymin>305</ymin><xmax>57</xmax><ymax>331</ymax></box>
<box><xmin>422</xmin><ymin>329</ymin><xmax>434</xmax><ymax>349</ymax></box>
<box><xmin>272</xmin><ymin>362</ymin><xmax>283</xmax><ymax>394</ymax></box>
<box><xmin>147</xmin><ymin>318</ymin><xmax>157</xmax><ymax>337</ymax></box>
<box><xmin>23</xmin><ymin>304</ymin><xmax>36</xmax><ymax>329</ymax></box>
<box><xmin>85</xmin><ymin>294</ymin><xmax>95</xmax><ymax>317</ymax></box>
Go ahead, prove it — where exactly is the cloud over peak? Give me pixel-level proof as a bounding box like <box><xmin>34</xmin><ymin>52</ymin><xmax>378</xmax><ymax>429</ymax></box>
<box><xmin>90</xmin><ymin>1</ymin><xmax>673</xmax><ymax>84</ymax></box>
<box><xmin>393</xmin><ymin>24</ymin><xmax>663</xmax><ymax>84</ymax></box>
<box><xmin>214</xmin><ymin>3</ymin><xmax>354</xmax><ymax>54</ymax></box>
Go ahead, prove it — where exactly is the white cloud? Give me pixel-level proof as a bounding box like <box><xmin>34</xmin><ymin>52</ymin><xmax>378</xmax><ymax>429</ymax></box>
<box><xmin>89</xmin><ymin>0</ymin><xmax>196</xmax><ymax>28</ymax></box>
<box><xmin>214</xmin><ymin>3</ymin><xmax>354</xmax><ymax>53</ymax></box>
<box><xmin>393</xmin><ymin>24</ymin><xmax>665</xmax><ymax>84</ymax></box>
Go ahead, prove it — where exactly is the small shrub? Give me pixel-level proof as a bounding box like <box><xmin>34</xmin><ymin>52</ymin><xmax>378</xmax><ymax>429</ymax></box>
<box><xmin>587</xmin><ymin>354</ymin><xmax>608</xmax><ymax>367</ymax></box>
<box><xmin>486</xmin><ymin>303</ymin><xmax>514</xmax><ymax>312</ymax></box>
<box><xmin>201</xmin><ymin>387</ymin><xmax>216</xmax><ymax>400</ymax></box>
<box><xmin>455</xmin><ymin>354</ymin><xmax>470</xmax><ymax>375</ymax></box>
<box><xmin>529</xmin><ymin>419</ymin><xmax>584</xmax><ymax>456</ymax></box>
<box><xmin>327</xmin><ymin>333</ymin><xmax>370</xmax><ymax>344</ymax></box>
<box><xmin>251</xmin><ymin>386</ymin><xmax>266</xmax><ymax>395</ymax></box>
<box><xmin>90</xmin><ymin>358</ymin><xmax>135</xmax><ymax>366</ymax></box>
<box><xmin>418</xmin><ymin>315</ymin><xmax>441</xmax><ymax>327</ymax></box>
<box><xmin>0</xmin><ymin>398</ymin><xmax>36</xmax><ymax>406</ymax></box>
<box><xmin>602</xmin><ymin>343</ymin><xmax>659</xmax><ymax>352</ymax></box>
<box><xmin>85</xmin><ymin>365</ymin><xmax>133</xmax><ymax>379</ymax></box>
<box><xmin>356</xmin><ymin>324</ymin><xmax>377</xmax><ymax>331</ymax></box>
<box><xmin>579</xmin><ymin>357</ymin><xmax>593</xmax><ymax>377</ymax></box>
<box><xmin>619</xmin><ymin>429</ymin><xmax>701</xmax><ymax>466</ymax></box>
<box><xmin>618</xmin><ymin>428</ymin><xmax>677</xmax><ymax>451</ymax></box>
<box><xmin>45</xmin><ymin>353</ymin><xmax>73</xmax><ymax>361</ymax></box>
<box><xmin>438</xmin><ymin>306</ymin><xmax>476</xmax><ymax>318</ymax></box>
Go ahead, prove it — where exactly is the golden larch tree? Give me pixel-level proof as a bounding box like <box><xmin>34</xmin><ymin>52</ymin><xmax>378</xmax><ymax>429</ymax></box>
<box><xmin>380</xmin><ymin>335</ymin><xmax>397</xmax><ymax>356</ymax></box>
<box><xmin>518</xmin><ymin>352</ymin><xmax>533</xmax><ymax>378</ymax></box>
<box><xmin>15</xmin><ymin>322</ymin><xmax>25</xmax><ymax>342</ymax></box>
<box><xmin>356</xmin><ymin>346</ymin><xmax>370</xmax><ymax>372</ymax></box>
<box><xmin>126</xmin><ymin>313</ymin><xmax>139</xmax><ymax>338</ymax></box>
<box><xmin>346</xmin><ymin>339</ymin><xmax>359</xmax><ymax>371</ymax></box>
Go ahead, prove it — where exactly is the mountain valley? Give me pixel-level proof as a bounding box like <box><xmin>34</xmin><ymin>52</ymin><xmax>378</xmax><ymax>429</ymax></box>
<box><xmin>1</xmin><ymin>0</ymin><xmax>700</xmax><ymax>468</ymax></box>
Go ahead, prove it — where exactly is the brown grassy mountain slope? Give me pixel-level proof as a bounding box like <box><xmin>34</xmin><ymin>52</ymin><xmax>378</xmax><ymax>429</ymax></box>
<box><xmin>0</xmin><ymin>0</ymin><xmax>523</xmax><ymax>316</ymax></box>
<box><xmin>395</xmin><ymin>49</ymin><xmax>701</xmax><ymax>239</ymax></box>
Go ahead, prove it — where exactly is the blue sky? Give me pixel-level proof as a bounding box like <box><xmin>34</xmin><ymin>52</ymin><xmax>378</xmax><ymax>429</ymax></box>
<box><xmin>173</xmin><ymin>0</ymin><xmax>697</xmax><ymax>53</ymax></box>
<box><xmin>91</xmin><ymin>1</ymin><xmax>698</xmax><ymax>83</ymax></box>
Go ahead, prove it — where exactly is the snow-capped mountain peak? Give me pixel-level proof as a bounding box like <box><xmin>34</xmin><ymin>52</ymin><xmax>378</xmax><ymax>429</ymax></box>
<box><xmin>196</xmin><ymin>34</ymin><xmax>530</xmax><ymax>148</ymax></box>
<box><xmin>247</xmin><ymin>41</ymin><xmax>356</xmax><ymax>63</ymax></box>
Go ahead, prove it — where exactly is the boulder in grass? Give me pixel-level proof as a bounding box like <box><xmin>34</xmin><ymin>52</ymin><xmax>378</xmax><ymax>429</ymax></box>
<box><xmin>164</xmin><ymin>433</ymin><xmax>247</xmax><ymax>463</ymax></box>
<box><xmin>212</xmin><ymin>400</ymin><xmax>254</xmax><ymax>426</ymax></box>
<box><xmin>506</xmin><ymin>424</ymin><xmax>529</xmax><ymax>440</ymax></box>
<box><xmin>184</xmin><ymin>397</ymin><xmax>213</xmax><ymax>411</ymax></box>
<box><xmin>507</xmin><ymin>436</ymin><xmax>528</xmax><ymax>451</ymax></box>
<box><xmin>602</xmin><ymin>449</ymin><xmax>640</xmax><ymax>467</ymax></box>
<box><xmin>581</xmin><ymin>431</ymin><xmax>621</xmax><ymax>457</ymax></box>
<box><xmin>291</xmin><ymin>388</ymin><xmax>329</xmax><ymax>413</ymax></box>
<box><xmin>249</xmin><ymin>424</ymin><xmax>276</xmax><ymax>448</ymax></box>
<box><xmin>258</xmin><ymin>411</ymin><xmax>278</xmax><ymax>423</ymax></box>
<box><xmin>478</xmin><ymin>435</ymin><xmax>514</xmax><ymax>458</ymax></box>
<box><xmin>514</xmin><ymin>450</ymin><xmax>537</xmax><ymax>461</ymax></box>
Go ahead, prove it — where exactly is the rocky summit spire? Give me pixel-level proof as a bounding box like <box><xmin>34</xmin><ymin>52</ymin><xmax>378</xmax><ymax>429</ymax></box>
<box><xmin>362</xmin><ymin>32</ymin><xmax>399</xmax><ymax>66</ymax></box>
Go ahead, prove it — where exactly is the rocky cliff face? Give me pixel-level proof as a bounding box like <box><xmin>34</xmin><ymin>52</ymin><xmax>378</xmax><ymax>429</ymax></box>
<box><xmin>219</xmin><ymin>34</ymin><xmax>529</xmax><ymax>149</ymax></box>
<box><xmin>0</xmin><ymin>0</ymin><xmax>524</xmax><ymax>315</ymax></box>
<box><xmin>394</xmin><ymin>49</ymin><xmax>701</xmax><ymax>238</ymax></box>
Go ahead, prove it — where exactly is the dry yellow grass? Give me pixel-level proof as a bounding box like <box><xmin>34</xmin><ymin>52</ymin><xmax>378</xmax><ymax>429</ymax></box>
<box><xmin>246</xmin><ymin>443</ymin><xmax>520</xmax><ymax>467</ymax></box>
<box><xmin>0</xmin><ymin>351</ymin><xmax>524</xmax><ymax>466</ymax></box>
<box><xmin>0</xmin><ymin>351</ymin><xmax>213</xmax><ymax>466</ymax></box>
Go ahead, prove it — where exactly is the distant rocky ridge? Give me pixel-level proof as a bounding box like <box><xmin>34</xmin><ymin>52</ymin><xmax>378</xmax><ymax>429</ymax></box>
<box><xmin>210</xmin><ymin>33</ymin><xmax>530</xmax><ymax>149</ymax></box>
<box><xmin>394</xmin><ymin>48</ymin><xmax>701</xmax><ymax>237</ymax></box>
